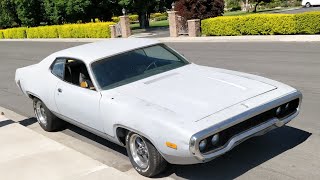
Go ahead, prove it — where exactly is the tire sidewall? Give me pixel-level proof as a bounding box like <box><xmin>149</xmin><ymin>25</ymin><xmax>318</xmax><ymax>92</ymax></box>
<box><xmin>125</xmin><ymin>132</ymin><xmax>151</xmax><ymax>174</ymax></box>
<box><xmin>306</xmin><ymin>3</ymin><xmax>311</xmax><ymax>7</ymax></box>
<box><xmin>33</xmin><ymin>98</ymin><xmax>48</xmax><ymax>130</ymax></box>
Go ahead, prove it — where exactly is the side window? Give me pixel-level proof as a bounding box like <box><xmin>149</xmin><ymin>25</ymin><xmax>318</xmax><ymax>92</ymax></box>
<box><xmin>64</xmin><ymin>59</ymin><xmax>96</xmax><ymax>90</ymax></box>
<box><xmin>51</xmin><ymin>58</ymin><xmax>65</xmax><ymax>79</ymax></box>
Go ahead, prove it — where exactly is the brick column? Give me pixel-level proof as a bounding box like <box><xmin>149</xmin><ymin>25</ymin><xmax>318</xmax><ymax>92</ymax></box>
<box><xmin>167</xmin><ymin>11</ymin><xmax>179</xmax><ymax>37</ymax></box>
<box><xmin>120</xmin><ymin>15</ymin><xmax>131</xmax><ymax>38</ymax></box>
<box><xmin>109</xmin><ymin>25</ymin><xmax>117</xmax><ymax>38</ymax></box>
<box><xmin>187</xmin><ymin>19</ymin><xmax>201</xmax><ymax>37</ymax></box>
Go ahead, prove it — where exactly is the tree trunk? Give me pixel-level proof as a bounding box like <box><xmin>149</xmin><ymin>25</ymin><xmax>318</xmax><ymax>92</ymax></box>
<box><xmin>139</xmin><ymin>12</ymin><xmax>149</xmax><ymax>29</ymax></box>
<box><xmin>253</xmin><ymin>2</ymin><xmax>260</xmax><ymax>13</ymax></box>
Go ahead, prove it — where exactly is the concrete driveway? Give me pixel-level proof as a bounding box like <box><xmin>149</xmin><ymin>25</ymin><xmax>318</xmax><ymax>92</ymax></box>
<box><xmin>0</xmin><ymin>41</ymin><xmax>320</xmax><ymax>179</ymax></box>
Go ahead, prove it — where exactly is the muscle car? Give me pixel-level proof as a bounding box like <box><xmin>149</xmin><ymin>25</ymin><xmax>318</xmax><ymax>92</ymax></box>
<box><xmin>15</xmin><ymin>39</ymin><xmax>302</xmax><ymax>177</ymax></box>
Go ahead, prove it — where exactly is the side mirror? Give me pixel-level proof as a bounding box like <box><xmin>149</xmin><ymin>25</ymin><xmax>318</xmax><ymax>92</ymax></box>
<box><xmin>80</xmin><ymin>81</ymin><xmax>89</xmax><ymax>88</ymax></box>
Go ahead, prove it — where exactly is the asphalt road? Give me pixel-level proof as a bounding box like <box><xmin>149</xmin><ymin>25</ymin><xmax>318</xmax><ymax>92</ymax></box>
<box><xmin>0</xmin><ymin>41</ymin><xmax>320</xmax><ymax>179</ymax></box>
<box><xmin>275</xmin><ymin>6</ymin><xmax>320</xmax><ymax>14</ymax></box>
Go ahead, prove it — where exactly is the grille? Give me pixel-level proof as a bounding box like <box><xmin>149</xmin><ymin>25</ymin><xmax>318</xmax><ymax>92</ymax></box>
<box><xmin>200</xmin><ymin>98</ymin><xmax>299</xmax><ymax>154</ymax></box>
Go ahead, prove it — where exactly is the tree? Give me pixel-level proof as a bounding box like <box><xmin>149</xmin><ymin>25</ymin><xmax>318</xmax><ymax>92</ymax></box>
<box><xmin>88</xmin><ymin>0</ymin><xmax>118</xmax><ymax>22</ymax></box>
<box><xmin>15</xmin><ymin>0</ymin><xmax>43</xmax><ymax>27</ymax></box>
<box><xmin>119</xmin><ymin>0</ymin><xmax>171</xmax><ymax>29</ymax></box>
<box><xmin>174</xmin><ymin>0</ymin><xmax>224</xmax><ymax>20</ymax></box>
<box><xmin>252</xmin><ymin>0</ymin><xmax>271</xmax><ymax>12</ymax></box>
<box><xmin>0</xmin><ymin>0</ymin><xmax>21</xmax><ymax>27</ymax></box>
<box><xmin>66</xmin><ymin>0</ymin><xmax>91</xmax><ymax>23</ymax></box>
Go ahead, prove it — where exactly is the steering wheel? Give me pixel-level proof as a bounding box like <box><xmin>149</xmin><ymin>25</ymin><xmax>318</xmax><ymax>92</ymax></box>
<box><xmin>144</xmin><ymin>60</ymin><xmax>159</xmax><ymax>72</ymax></box>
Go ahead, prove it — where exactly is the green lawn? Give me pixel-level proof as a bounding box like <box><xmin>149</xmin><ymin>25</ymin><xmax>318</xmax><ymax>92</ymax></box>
<box><xmin>224</xmin><ymin>7</ymin><xmax>301</xmax><ymax>16</ymax></box>
<box><xmin>130</xmin><ymin>20</ymin><xmax>168</xmax><ymax>30</ymax></box>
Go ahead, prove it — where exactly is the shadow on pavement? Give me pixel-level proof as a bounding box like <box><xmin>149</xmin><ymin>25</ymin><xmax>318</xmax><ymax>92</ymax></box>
<box><xmin>18</xmin><ymin>118</ymin><xmax>311</xmax><ymax>179</ymax></box>
<box><xmin>164</xmin><ymin>126</ymin><xmax>311</xmax><ymax>179</ymax></box>
<box><xmin>19</xmin><ymin>117</ymin><xmax>127</xmax><ymax>156</ymax></box>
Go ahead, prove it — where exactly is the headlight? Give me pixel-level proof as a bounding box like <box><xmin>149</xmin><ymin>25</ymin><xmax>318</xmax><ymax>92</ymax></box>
<box><xmin>285</xmin><ymin>103</ymin><xmax>290</xmax><ymax>110</ymax></box>
<box><xmin>199</xmin><ymin>139</ymin><xmax>207</xmax><ymax>151</ymax></box>
<box><xmin>211</xmin><ymin>134</ymin><xmax>219</xmax><ymax>146</ymax></box>
<box><xmin>276</xmin><ymin>107</ymin><xmax>282</xmax><ymax>116</ymax></box>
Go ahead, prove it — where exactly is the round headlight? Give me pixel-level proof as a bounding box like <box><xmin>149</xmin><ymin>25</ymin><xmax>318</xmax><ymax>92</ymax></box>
<box><xmin>211</xmin><ymin>134</ymin><xmax>219</xmax><ymax>146</ymax></box>
<box><xmin>285</xmin><ymin>103</ymin><xmax>290</xmax><ymax>110</ymax></box>
<box><xmin>199</xmin><ymin>139</ymin><xmax>207</xmax><ymax>151</ymax></box>
<box><xmin>276</xmin><ymin>107</ymin><xmax>282</xmax><ymax>115</ymax></box>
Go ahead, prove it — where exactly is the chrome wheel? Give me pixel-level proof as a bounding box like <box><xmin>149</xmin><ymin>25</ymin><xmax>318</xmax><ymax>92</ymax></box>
<box><xmin>34</xmin><ymin>101</ymin><xmax>47</xmax><ymax>126</ymax></box>
<box><xmin>129</xmin><ymin>134</ymin><xmax>149</xmax><ymax>169</ymax></box>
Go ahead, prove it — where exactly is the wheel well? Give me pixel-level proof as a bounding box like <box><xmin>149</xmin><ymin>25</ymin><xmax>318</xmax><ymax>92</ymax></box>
<box><xmin>28</xmin><ymin>93</ymin><xmax>35</xmax><ymax>100</ymax></box>
<box><xmin>116</xmin><ymin>127</ymin><xmax>129</xmax><ymax>145</ymax></box>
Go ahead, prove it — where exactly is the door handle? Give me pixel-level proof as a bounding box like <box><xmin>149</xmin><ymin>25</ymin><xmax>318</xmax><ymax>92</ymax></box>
<box><xmin>58</xmin><ymin>88</ymin><xmax>62</xmax><ymax>93</ymax></box>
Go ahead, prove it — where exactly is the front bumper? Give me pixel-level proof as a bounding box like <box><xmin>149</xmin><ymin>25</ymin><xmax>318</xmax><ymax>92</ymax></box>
<box><xmin>189</xmin><ymin>91</ymin><xmax>302</xmax><ymax>163</ymax></box>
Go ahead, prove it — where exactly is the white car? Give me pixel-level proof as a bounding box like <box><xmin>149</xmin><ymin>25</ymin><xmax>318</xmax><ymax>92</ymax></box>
<box><xmin>15</xmin><ymin>39</ymin><xmax>302</xmax><ymax>177</ymax></box>
<box><xmin>302</xmin><ymin>0</ymin><xmax>320</xmax><ymax>7</ymax></box>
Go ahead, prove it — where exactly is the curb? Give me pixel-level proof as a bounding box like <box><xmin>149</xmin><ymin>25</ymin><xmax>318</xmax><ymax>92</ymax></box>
<box><xmin>1</xmin><ymin>35</ymin><xmax>320</xmax><ymax>43</ymax></box>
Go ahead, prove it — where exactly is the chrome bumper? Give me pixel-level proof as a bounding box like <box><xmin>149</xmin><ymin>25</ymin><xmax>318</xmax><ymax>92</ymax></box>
<box><xmin>189</xmin><ymin>91</ymin><xmax>302</xmax><ymax>163</ymax></box>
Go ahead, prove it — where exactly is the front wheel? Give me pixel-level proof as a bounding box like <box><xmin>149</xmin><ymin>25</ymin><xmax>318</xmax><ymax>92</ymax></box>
<box><xmin>33</xmin><ymin>98</ymin><xmax>64</xmax><ymax>132</ymax></box>
<box><xmin>126</xmin><ymin>132</ymin><xmax>167</xmax><ymax>177</ymax></box>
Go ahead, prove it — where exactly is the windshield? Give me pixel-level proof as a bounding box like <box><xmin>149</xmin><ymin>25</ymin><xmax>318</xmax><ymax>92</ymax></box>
<box><xmin>91</xmin><ymin>44</ymin><xmax>189</xmax><ymax>90</ymax></box>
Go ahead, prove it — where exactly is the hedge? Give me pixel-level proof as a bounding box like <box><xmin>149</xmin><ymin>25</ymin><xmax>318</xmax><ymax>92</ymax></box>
<box><xmin>202</xmin><ymin>12</ymin><xmax>320</xmax><ymax>36</ymax></box>
<box><xmin>1</xmin><ymin>28</ymin><xmax>27</xmax><ymax>39</ymax></box>
<box><xmin>0</xmin><ymin>22</ymin><xmax>115</xmax><ymax>39</ymax></box>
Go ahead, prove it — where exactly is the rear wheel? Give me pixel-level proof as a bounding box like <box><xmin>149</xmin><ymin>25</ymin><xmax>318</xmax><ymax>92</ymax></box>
<box><xmin>126</xmin><ymin>132</ymin><xmax>167</xmax><ymax>177</ymax></box>
<box><xmin>306</xmin><ymin>2</ymin><xmax>311</xmax><ymax>7</ymax></box>
<box><xmin>33</xmin><ymin>98</ymin><xmax>64</xmax><ymax>132</ymax></box>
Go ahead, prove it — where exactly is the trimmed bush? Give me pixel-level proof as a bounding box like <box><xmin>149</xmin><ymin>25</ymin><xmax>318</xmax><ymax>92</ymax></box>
<box><xmin>202</xmin><ymin>12</ymin><xmax>320</xmax><ymax>36</ymax></box>
<box><xmin>295</xmin><ymin>12</ymin><xmax>320</xmax><ymax>34</ymax></box>
<box><xmin>57</xmin><ymin>22</ymin><xmax>114</xmax><ymax>38</ymax></box>
<box><xmin>129</xmin><ymin>15</ymin><xmax>139</xmax><ymax>22</ymax></box>
<box><xmin>1</xmin><ymin>28</ymin><xmax>27</xmax><ymax>39</ymax></box>
<box><xmin>27</xmin><ymin>26</ymin><xmax>59</xmax><ymax>38</ymax></box>
<box><xmin>0</xmin><ymin>22</ymin><xmax>115</xmax><ymax>39</ymax></box>
<box><xmin>112</xmin><ymin>17</ymin><xmax>120</xmax><ymax>23</ymax></box>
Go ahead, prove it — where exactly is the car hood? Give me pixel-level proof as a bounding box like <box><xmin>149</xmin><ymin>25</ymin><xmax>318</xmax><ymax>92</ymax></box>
<box><xmin>115</xmin><ymin>64</ymin><xmax>277</xmax><ymax>122</ymax></box>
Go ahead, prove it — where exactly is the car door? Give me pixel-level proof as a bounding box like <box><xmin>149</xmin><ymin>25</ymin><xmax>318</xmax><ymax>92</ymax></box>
<box><xmin>54</xmin><ymin>58</ymin><xmax>103</xmax><ymax>132</ymax></box>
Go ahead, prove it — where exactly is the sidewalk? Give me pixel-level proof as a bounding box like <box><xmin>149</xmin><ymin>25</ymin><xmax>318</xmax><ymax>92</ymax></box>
<box><xmin>0</xmin><ymin>115</ymin><xmax>136</xmax><ymax>180</ymax></box>
<box><xmin>1</xmin><ymin>35</ymin><xmax>320</xmax><ymax>43</ymax></box>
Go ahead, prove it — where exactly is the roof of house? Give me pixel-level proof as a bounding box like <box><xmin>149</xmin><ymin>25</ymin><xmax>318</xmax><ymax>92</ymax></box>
<box><xmin>51</xmin><ymin>38</ymin><xmax>160</xmax><ymax>63</ymax></box>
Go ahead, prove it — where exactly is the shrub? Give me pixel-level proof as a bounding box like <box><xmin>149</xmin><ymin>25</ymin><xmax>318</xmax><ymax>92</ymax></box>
<box><xmin>202</xmin><ymin>12</ymin><xmax>320</xmax><ymax>36</ymax></box>
<box><xmin>1</xmin><ymin>28</ymin><xmax>27</xmax><ymax>39</ymax></box>
<box><xmin>0</xmin><ymin>22</ymin><xmax>115</xmax><ymax>39</ymax></box>
<box><xmin>154</xmin><ymin>15</ymin><xmax>168</xmax><ymax>21</ymax></box>
<box><xmin>27</xmin><ymin>26</ymin><xmax>59</xmax><ymax>38</ymax></box>
<box><xmin>129</xmin><ymin>15</ymin><xmax>139</xmax><ymax>22</ymax></box>
<box><xmin>112</xmin><ymin>17</ymin><xmax>120</xmax><ymax>23</ymax></box>
<box><xmin>175</xmin><ymin>0</ymin><xmax>224</xmax><ymax>20</ymax></box>
<box><xmin>295</xmin><ymin>12</ymin><xmax>320</xmax><ymax>34</ymax></box>
<box><xmin>150</xmin><ymin>12</ymin><xmax>168</xmax><ymax>19</ymax></box>
<box><xmin>57</xmin><ymin>22</ymin><xmax>115</xmax><ymax>38</ymax></box>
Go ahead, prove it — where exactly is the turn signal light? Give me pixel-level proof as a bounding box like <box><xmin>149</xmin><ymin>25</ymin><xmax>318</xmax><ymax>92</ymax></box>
<box><xmin>166</xmin><ymin>142</ymin><xmax>177</xmax><ymax>150</ymax></box>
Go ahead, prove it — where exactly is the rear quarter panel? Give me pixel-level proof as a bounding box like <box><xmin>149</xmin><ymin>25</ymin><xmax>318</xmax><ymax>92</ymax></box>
<box><xmin>15</xmin><ymin>56</ymin><xmax>59</xmax><ymax>113</ymax></box>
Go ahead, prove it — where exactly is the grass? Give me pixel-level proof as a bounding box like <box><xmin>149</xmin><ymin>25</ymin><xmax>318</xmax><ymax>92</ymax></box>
<box><xmin>224</xmin><ymin>7</ymin><xmax>301</xmax><ymax>16</ymax></box>
<box><xmin>130</xmin><ymin>20</ymin><xmax>168</xmax><ymax>30</ymax></box>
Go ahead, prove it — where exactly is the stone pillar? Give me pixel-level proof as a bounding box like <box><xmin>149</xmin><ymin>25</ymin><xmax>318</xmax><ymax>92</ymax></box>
<box><xmin>188</xmin><ymin>19</ymin><xmax>201</xmax><ymax>37</ymax></box>
<box><xmin>109</xmin><ymin>25</ymin><xmax>117</xmax><ymax>38</ymax></box>
<box><xmin>119</xmin><ymin>15</ymin><xmax>131</xmax><ymax>38</ymax></box>
<box><xmin>167</xmin><ymin>11</ymin><xmax>179</xmax><ymax>37</ymax></box>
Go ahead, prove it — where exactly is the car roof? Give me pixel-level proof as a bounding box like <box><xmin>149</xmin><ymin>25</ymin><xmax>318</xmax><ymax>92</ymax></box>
<box><xmin>51</xmin><ymin>38</ymin><xmax>160</xmax><ymax>64</ymax></box>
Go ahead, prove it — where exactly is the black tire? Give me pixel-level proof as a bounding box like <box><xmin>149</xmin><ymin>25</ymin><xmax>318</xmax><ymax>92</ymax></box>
<box><xmin>126</xmin><ymin>132</ymin><xmax>167</xmax><ymax>177</ymax></box>
<box><xmin>33</xmin><ymin>98</ymin><xmax>64</xmax><ymax>132</ymax></box>
<box><xmin>306</xmin><ymin>2</ymin><xmax>311</xmax><ymax>8</ymax></box>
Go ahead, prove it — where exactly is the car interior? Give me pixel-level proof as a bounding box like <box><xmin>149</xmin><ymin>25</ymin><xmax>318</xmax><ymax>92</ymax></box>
<box><xmin>64</xmin><ymin>59</ymin><xmax>95</xmax><ymax>90</ymax></box>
